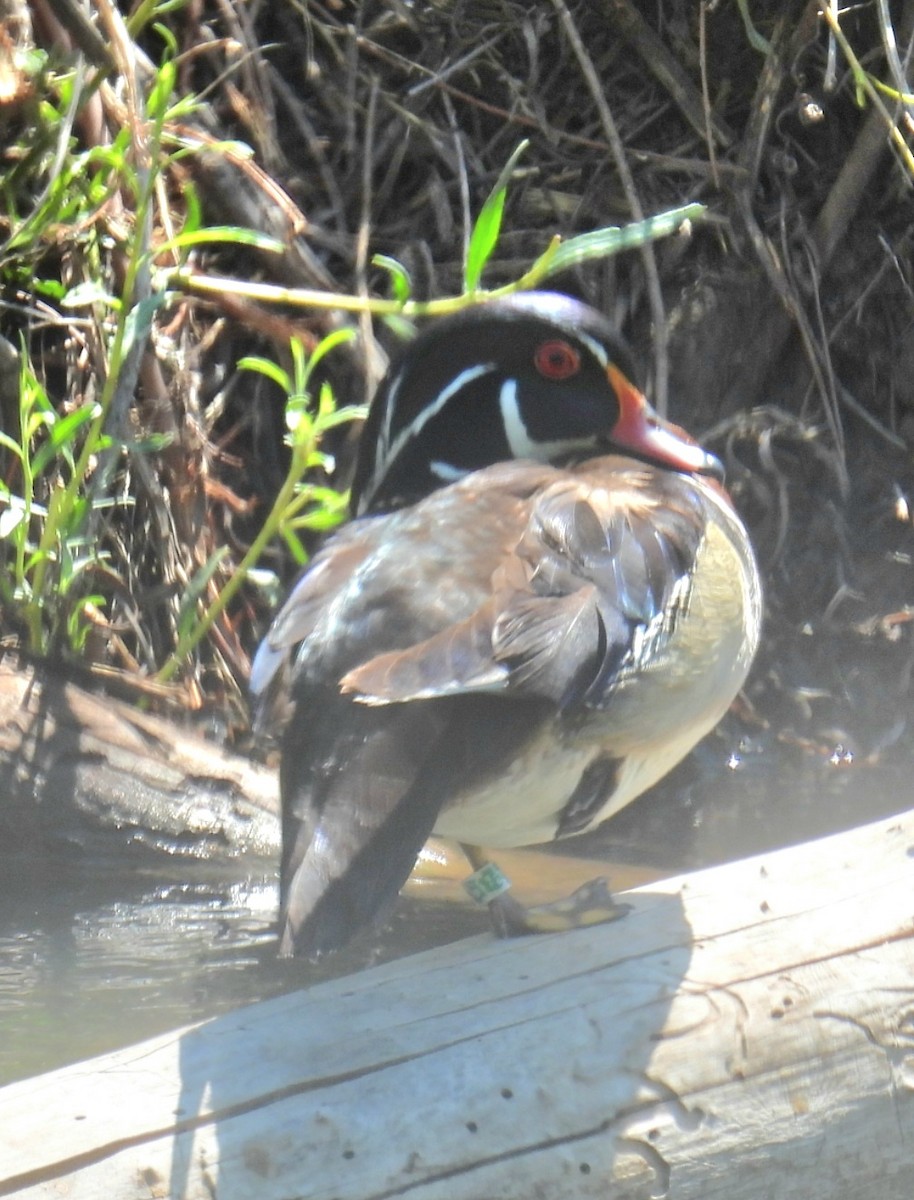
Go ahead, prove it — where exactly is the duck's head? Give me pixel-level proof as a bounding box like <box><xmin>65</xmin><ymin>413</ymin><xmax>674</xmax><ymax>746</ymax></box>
<box><xmin>351</xmin><ymin>291</ymin><xmax>721</xmax><ymax>516</ymax></box>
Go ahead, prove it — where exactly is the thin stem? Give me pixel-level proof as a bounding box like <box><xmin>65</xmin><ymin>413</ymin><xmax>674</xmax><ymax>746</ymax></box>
<box><xmin>156</xmin><ymin>465</ymin><xmax>306</xmax><ymax>684</ymax></box>
<box><xmin>819</xmin><ymin>0</ymin><xmax>914</xmax><ymax>179</ymax></box>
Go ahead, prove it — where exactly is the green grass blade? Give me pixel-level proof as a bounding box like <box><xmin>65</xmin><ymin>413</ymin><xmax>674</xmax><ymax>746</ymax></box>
<box><xmin>372</xmin><ymin>254</ymin><xmax>412</xmax><ymax>304</ymax></box>
<box><xmin>464</xmin><ymin>140</ymin><xmax>529</xmax><ymax>293</ymax></box>
<box><xmin>538</xmin><ymin>204</ymin><xmax>705</xmax><ymax>278</ymax></box>
<box><xmin>158</xmin><ymin>226</ymin><xmax>284</xmax><ymax>258</ymax></box>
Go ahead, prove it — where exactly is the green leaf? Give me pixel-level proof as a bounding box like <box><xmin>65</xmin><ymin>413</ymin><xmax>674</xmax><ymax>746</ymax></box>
<box><xmin>237</xmin><ymin>355</ymin><xmax>292</xmax><ymax>393</ymax></box>
<box><xmin>181</xmin><ymin>182</ymin><xmax>203</xmax><ymax>240</ymax></box>
<box><xmin>289</xmin><ymin>337</ymin><xmax>308</xmax><ymax>398</ymax></box>
<box><xmin>539</xmin><ymin>203</ymin><xmax>706</xmax><ymax>278</ymax></box>
<box><xmin>66</xmin><ymin>593</ymin><xmax>106</xmax><ymax>653</ymax></box>
<box><xmin>381</xmin><ymin>314</ymin><xmax>418</xmax><ymax>343</ymax></box>
<box><xmin>372</xmin><ymin>254</ymin><xmax>412</xmax><ymax>305</ymax></box>
<box><xmin>61</xmin><ymin>281</ymin><xmax>117</xmax><ymax>309</ymax></box>
<box><xmin>285</xmin><ymin>394</ymin><xmax>314</xmax><ymax>445</ymax></box>
<box><xmin>0</xmin><ymin>431</ymin><xmax>24</xmax><ymax>462</ymax></box>
<box><xmin>175</xmin><ymin>546</ymin><xmax>229</xmax><ymax>642</ymax></box>
<box><xmin>280</xmin><ymin>526</ymin><xmax>309</xmax><ymax>565</ymax></box>
<box><xmin>290</xmin><ymin>501</ymin><xmax>349</xmax><ymax>533</ymax></box>
<box><xmin>167</xmin><ymin>137</ymin><xmax>255</xmax><ymax>166</ymax></box>
<box><xmin>121</xmin><ymin>292</ymin><xmax>168</xmax><ymax>361</ymax></box>
<box><xmin>25</xmin><ymin>408</ymin><xmax>54</xmax><ymax>441</ymax></box>
<box><xmin>157</xmin><ymin>225</ymin><xmax>284</xmax><ymax>258</ymax></box>
<box><xmin>736</xmin><ymin>0</ymin><xmax>771</xmax><ymax>54</ymax></box>
<box><xmin>147</xmin><ymin>57</ymin><xmax>177</xmax><ymax>121</ymax></box>
<box><xmin>464</xmin><ymin>140</ymin><xmax>529</xmax><ymax>293</ymax></box>
<box><xmin>67</xmin><ymin>493</ymin><xmax>89</xmax><ymax>531</ymax></box>
<box><xmin>304</xmin><ymin>327</ymin><xmax>357</xmax><ymax>379</ymax></box>
<box><xmin>315</xmin><ymin>403</ymin><xmax>368</xmax><ymax>432</ymax></box>
<box><xmin>31</xmin><ymin>278</ymin><xmax>67</xmax><ymax>301</ymax></box>
<box><xmin>31</xmin><ymin>403</ymin><xmax>101</xmax><ymax>476</ymax></box>
<box><xmin>152</xmin><ymin>20</ymin><xmax>179</xmax><ymax>57</ymax></box>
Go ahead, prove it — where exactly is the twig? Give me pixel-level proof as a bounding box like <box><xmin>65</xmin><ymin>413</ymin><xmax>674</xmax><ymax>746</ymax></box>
<box><xmin>356</xmin><ymin>80</ymin><xmax>384</xmax><ymax>399</ymax></box>
<box><xmin>698</xmin><ymin>3</ymin><xmax>719</xmax><ymax>189</ymax></box>
<box><xmin>812</xmin><ymin>105</ymin><xmax>897</xmax><ymax>267</ymax></box>
<box><xmin>602</xmin><ymin>0</ymin><xmax>734</xmax><ymax>149</ymax></box>
<box><xmin>354</xmin><ymin>29</ymin><xmax>744</xmax><ymax>179</ymax></box>
<box><xmin>738</xmin><ymin>1</ymin><xmax>815</xmax><ymax>197</ymax></box>
<box><xmin>876</xmin><ymin>0</ymin><xmax>914</xmax><ymax>127</ymax></box>
<box><xmin>552</xmin><ymin>0</ymin><xmax>669</xmax><ymax>412</ymax></box>
<box><xmin>818</xmin><ymin>0</ymin><xmax>914</xmax><ymax>179</ymax></box>
<box><xmin>443</xmin><ymin>90</ymin><xmax>472</xmax><ymax>281</ymax></box>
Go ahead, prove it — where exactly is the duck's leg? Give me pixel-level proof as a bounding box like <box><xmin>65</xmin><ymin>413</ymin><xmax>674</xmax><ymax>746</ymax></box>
<box><xmin>459</xmin><ymin>843</ymin><xmax>630</xmax><ymax>937</ymax></box>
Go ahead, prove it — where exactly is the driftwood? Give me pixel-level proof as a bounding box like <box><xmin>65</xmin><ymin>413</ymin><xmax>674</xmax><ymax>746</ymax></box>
<box><xmin>1</xmin><ymin>807</ymin><xmax>912</xmax><ymax>1199</ymax></box>
<box><xmin>0</xmin><ymin>656</ymin><xmax>279</xmax><ymax>859</ymax></box>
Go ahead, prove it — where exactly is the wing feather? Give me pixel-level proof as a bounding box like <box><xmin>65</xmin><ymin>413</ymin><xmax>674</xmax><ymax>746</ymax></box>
<box><xmin>340</xmin><ymin>462</ymin><xmax>707</xmax><ymax>710</ymax></box>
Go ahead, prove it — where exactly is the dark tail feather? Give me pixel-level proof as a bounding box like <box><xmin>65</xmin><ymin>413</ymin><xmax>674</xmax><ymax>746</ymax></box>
<box><xmin>277</xmin><ymin>698</ymin><xmax>449</xmax><ymax>958</ymax></box>
<box><xmin>279</xmin><ymin>786</ymin><xmax>442</xmax><ymax>957</ymax></box>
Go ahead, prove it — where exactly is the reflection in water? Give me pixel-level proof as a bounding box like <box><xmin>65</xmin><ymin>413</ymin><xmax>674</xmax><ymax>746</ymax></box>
<box><xmin>0</xmin><ymin>863</ymin><xmax>274</xmax><ymax>1084</ymax></box>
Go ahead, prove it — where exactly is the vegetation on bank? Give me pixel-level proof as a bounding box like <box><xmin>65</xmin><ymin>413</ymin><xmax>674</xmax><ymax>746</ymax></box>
<box><xmin>1</xmin><ymin>1</ymin><xmax>912</xmax><ymax>762</ymax></box>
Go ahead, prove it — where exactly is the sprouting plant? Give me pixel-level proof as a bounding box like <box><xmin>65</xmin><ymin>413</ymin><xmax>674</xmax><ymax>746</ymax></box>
<box><xmin>154</xmin><ymin>328</ymin><xmax>364</xmax><ymax>683</ymax></box>
<box><xmin>1</xmin><ymin>22</ymin><xmax>281</xmax><ymax>668</ymax></box>
<box><xmin>177</xmin><ymin>138</ymin><xmax>705</xmax><ymax>321</ymax></box>
<box><xmin>0</xmin><ymin>354</ymin><xmax>113</xmax><ymax>654</ymax></box>
<box><xmin>817</xmin><ymin>3</ymin><xmax>914</xmax><ymax>180</ymax></box>
<box><xmin>2</xmin><ymin>27</ymin><xmax>704</xmax><ymax>690</ymax></box>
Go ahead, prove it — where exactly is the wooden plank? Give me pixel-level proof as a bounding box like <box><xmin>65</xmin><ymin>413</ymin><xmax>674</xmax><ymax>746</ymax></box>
<box><xmin>2</xmin><ymin>809</ymin><xmax>913</xmax><ymax>1198</ymax></box>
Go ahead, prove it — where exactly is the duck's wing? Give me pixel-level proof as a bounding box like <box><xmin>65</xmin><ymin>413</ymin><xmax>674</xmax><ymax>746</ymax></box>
<box><xmin>341</xmin><ymin>461</ymin><xmax>707</xmax><ymax>711</ymax></box>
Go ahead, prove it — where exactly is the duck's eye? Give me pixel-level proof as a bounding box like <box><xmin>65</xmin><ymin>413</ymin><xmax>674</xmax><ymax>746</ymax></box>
<box><xmin>534</xmin><ymin>339</ymin><xmax>580</xmax><ymax>380</ymax></box>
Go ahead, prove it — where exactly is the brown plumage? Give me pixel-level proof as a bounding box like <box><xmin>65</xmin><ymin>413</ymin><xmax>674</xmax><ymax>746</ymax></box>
<box><xmin>251</xmin><ymin>294</ymin><xmax>761</xmax><ymax>956</ymax></box>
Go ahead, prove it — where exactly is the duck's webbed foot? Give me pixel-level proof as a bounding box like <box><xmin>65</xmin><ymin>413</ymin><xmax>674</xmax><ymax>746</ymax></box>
<box><xmin>461</xmin><ymin>845</ymin><xmax>631</xmax><ymax>938</ymax></box>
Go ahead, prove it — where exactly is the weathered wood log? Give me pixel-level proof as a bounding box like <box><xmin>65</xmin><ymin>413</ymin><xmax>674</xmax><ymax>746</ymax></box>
<box><xmin>2</xmin><ymin>807</ymin><xmax>912</xmax><ymax>1199</ymax></box>
<box><xmin>0</xmin><ymin>656</ymin><xmax>279</xmax><ymax>858</ymax></box>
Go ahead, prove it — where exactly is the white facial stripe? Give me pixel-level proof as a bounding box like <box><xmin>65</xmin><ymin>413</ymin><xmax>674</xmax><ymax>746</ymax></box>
<box><xmin>428</xmin><ymin>460</ymin><xmax>468</xmax><ymax>483</ymax></box>
<box><xmin>499</xmin><ymin>378</ymin><xmax>596</xmax><ymax>461</ymax></box>
<box><xmin>361</xmin><ymin>363</ymin><xmax>495</xmax><ymax>511</ymax></box>
<box><xmin>574</xmin><ymin>329</ymin><xmax>609</xmax><ymax>368</ymax></box>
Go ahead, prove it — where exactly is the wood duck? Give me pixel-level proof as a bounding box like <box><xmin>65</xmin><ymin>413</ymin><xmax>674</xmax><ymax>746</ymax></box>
<box><xmin>251</xmin><ymin>292</ymin><xmax>762</xmax><ymax>957</ymax></box>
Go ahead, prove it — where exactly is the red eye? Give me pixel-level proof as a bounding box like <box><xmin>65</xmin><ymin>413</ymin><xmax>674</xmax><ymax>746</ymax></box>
<box><xmin>534</xmin><ymin>339</ymin><xmax>580</xmax><ymax>380</ymax></box>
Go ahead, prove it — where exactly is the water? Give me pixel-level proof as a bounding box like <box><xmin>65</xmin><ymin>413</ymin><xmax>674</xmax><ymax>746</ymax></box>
<box><xmin>1</xmin><ymin>741</ymin><xmax>911</xmax><ymax>1087</ymax></box>
<box><xmin>0</xmin><ymin>859</ymin><xmax>271</xmax><ymax>1082</ymax></box>
<box><xmin>0</xmin><ymin>852</ymin><xmax>486</xmax><ymax>1086</ymax></box>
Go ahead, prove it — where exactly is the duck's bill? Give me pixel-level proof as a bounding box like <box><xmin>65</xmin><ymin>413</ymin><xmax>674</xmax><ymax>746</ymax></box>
<box><xmin>607</xmin><ymin>364</ymin><xmax>723</xmax><ymax>480</ymax></box>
